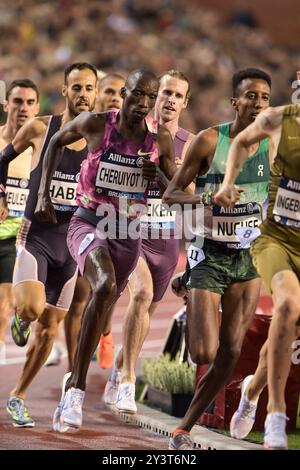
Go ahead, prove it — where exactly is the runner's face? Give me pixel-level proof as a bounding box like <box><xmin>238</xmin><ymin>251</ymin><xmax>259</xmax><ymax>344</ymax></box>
<box><xmin>4</xmin><ymin>87</ymin><xmax>39</xmax><ymax>129</ymax></box>
<box><xmin>155</xmin><ymin>75</ymin><xmax>189</xmax><ymax>123</ymax></box>
<box><xmin>96</xmin><ymin>77</ymin><xmax>125</xmax><ymax>112</ymax></box>
<box><xmin>64</xmin><ymin>68</ymin><xmax>97</xmax><ymax>116</ymax></box>
<box><xmin>123</xmin><ymin>77</ymin><xmax>158</xmax><ymax>123</ymax></box>
<box><xmin>232</xmin><ymin>78</ymin><xmax>270</xmax><ymax>127</ymax></box>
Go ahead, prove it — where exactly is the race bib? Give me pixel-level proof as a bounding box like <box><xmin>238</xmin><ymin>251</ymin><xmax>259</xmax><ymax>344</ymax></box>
<box><xmin>95</xmin><ymin>149</ymin><xmax>148</xmax><ymax>200</ymax></box>
<box><xmin>50</xmin><ymin>180</ymin><xmax>78</xmax><ymax>211</ymax></box>
<box><xmin>6</xmin><ymin>177</ymin><xmax>29</xmax><ymax>217</ymax></box>
<box><xmin>187</xmin><ymin>244</ymin><xmax>205</xmax><ymax>269</ymax></box>
<box><xmin>212</xmin><ymin>202</ymin><xmax>262</xmax><ymax>248</ymax></box>
<box><xmin>273</xmin><ymin>176</ymin><xmax>300</xmax><ymax>229</ymax></box>
<box><xmin>140</xmin><ymin>195</ymin><xmax>176</xmax><ymax>230</ymax></box>
<box><xmin>50</xmin><ymin>171</ymin><xmax>79</xmax><ymax>211</ymax></box>
<box><xmin>236</xmin><ymin>226</ymin><xmax>261</xmax><ymax>248</ymax></box>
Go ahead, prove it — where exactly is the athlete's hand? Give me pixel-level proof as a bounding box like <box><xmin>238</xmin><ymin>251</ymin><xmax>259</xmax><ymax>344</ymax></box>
<box><xmin>213</xmin><ymin>185</ymin><xmax>244</xmax><ymax>208</ymax></box>
<box><xmin>0</xmin><ymin>196</ymin><xmax>8</xmax><ymax>223</ymax></box>
<box><xmin>142</xmin><ymin>158</ymin><xmax>156</xmax><ymax>180</ymax></box>
<box><xmin>35</xmin><ymin>194</ymin><xmax>57</xmax><ymax>224</ymax></box>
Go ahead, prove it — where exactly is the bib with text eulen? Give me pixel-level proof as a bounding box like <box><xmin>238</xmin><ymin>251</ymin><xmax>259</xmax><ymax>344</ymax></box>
<box><xmin>212</xmin><ymin>202</ymin><xmax>262</xmax><ymax>248</ymax></box>
<box><xmin>273</xmin><ymin>176</ymin><xmax>300</xmax><ymax>229</ymax></box>
<box><xmin>6</xmin><ymin>177</ymin><xmax>29</xmax><ymax>217</ymax></box>
<box><xmin>95</xmin><ymin>148</ymin><xmax>148</xmax><ymax>200</ymax></box>
<box><xmin>6</xmin><ymin>147</ymin><xmax>32</xmax><ymax>217</ymax></box>
<box><xmin>50</xmin><ymin>170</ymin><xmax>80</xmax><ymax>212</ymax></box>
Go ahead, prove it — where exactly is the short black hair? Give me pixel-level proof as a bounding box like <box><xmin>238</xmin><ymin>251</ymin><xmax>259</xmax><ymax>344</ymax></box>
<box><xmin>125</xmin><ymin>69</ymin><xmax>158</xmax><ymax>89</ymax></box>
<box><xmin>159</xmin><ymin>69</ymin><xmax>191</xmax><ymax>100</ymax></box>
<box><xmin>232</xmin><ymin>68</ymin><xmax>272</xmax><ymax>96</ymax></box>
<box><xmin>6</xmin><ymin>79</ymin><xmax>39</xmax><ymax>101</ymax></box>
<box><xmin>64</xmin><ymin>62</ymin><xmax>98</xmax><ymax>84</ymax></box>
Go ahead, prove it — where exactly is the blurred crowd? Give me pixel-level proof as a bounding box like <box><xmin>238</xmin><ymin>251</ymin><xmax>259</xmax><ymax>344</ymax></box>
<box><xmin>0</xmin><ymin>0</ymin><xmax>299</xmax><ymax>132</ymax></box>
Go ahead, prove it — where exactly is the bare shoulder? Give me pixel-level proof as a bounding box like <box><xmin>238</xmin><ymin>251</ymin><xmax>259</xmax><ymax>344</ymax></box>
<box><xmin>197</xmin><ymin>126</ymin><xmax>218</xmax><ymax>142</ymax></box>
<box><xmin>191</xmin><ymin>126</ymin><xmax>218</xmax><ymax>153</ymax></box>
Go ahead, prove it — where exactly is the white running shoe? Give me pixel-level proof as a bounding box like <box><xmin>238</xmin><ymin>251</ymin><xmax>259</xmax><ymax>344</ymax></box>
<box><xmin>230</xmin><ymin>375</ymin><xmax>258</xmax><ymax>439</ymax></box>
<box><xmin>115</xmin><ymin>382</ymin><xmax>137</xmax><ymax>414</ymax></box>
<box><xmin>264</xmin><ymin>412</ymin><xmax>288</xmax><ymax>449</ymax></box>
<box><xmin>53</xmin><ymin>372</ymin><xmax>71</xmax><ymax>432</ymax></box>
<box><xmin>60</xmin><ymin>387</ymin><xmax>85</xmax><ymax>428</ymax></box>
<box><xmin>103</xmin><ymin>366</ymin><xmax>121</xmax><ymax>405</ymax></box>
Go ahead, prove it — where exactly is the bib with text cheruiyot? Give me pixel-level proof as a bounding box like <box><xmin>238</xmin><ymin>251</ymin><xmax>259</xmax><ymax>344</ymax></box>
<box><xmin>273</xmin><ymin>176</ymin><xmax>300</xmax><ymax>229</ymax></box>
<box><xmin>95</xmin><ymin>148</ymin><xmax>148</xmax><ymax>200</ymax></box>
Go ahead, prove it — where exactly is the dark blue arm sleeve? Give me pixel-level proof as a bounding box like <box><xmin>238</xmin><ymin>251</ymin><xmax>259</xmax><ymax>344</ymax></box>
<box><xmin>0</xmin><ymin>143</ymin><xmax>19</xmax><ymax>196</ymax></box>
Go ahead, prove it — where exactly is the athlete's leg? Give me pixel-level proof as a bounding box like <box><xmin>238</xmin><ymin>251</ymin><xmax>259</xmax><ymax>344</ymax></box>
<box><xmin>13</xmin><ymin>243</ymin><xmax>48</xmax><ymax>323</ymax></box>
<box><xmin>10</xmin><ymin>305</ymin><xmax>67</xmax><ymax>399</ymax></box>
<box><xmin>185</xmin><ymin>288</ymin><xmax>220</xmax><ymax>364</ymax></box>
<box><xmin>267</xmin><ymin>270</ymin><xmax>300</xmax><ymax>414</ymax></box>
<box><xmin>115</xmin><ymin>237</ymin><xmax>178</xmax><ymax>377</ymax></box>
<box><xmin>180</xmin><ymin>278</ymin><xmax>261</xmax><ymax>431</ymax></box>
<box><xmin>0</xmin><ymin>238</ymin><xmax>17</xmax><ymax>347</ymax></box>
<box><xmin>136</xmin><ymin>299</ymin><xmax>160</xmax><ymax>351</ymax></box>
<box><xmin>247</xmin><ymin>322</ymin><xmax>300</xmax><ymax>402</ymax></box>
<box><xmin>246</xmin><ymin>338</ymin><xmax>268</xmax><ymax>401</ymax></box>
<box><xmin>66</xmin><ymin>247</ymin><xmax>117</xmax><ymax>391</ymax></box>
<box><xmin>115</xmin><ymin>257</ymin><xmax>153</xmax><ymax>384</ymax></box>
<box><xmin>229</xmin><ymin>320</ymin><xmax>267</xmax><ymax>440</ymax></box>
<box><xmin>64</xmin><ymin>276</ymin><xmax>90</xmax><ymax>371</ymax></box>
<box><xmin>14</xmin><ymin>281</ymin><xmax>46</xmax><ymax>322</ymax></box>
<box><xmin>0</xmin><ymin>283</ymin><xmax>14</xmax><ymax>342</ymax></box>
<box><xmin>0</xmin><ymin>283</ymin><xmax>14</xmax><ymax>364</ymax></box>
<box><xmin>101</xmin><ymin>305</ymin><xmax>114</xmax><ymax>336</ymax></box>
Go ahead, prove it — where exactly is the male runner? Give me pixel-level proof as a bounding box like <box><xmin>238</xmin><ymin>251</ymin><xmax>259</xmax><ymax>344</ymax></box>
<box><xmin>47</xmin><ymin>72</ymin><xmax>126</xmax><ymax>370</ymax></box>
<box><xmin>163</xmin><ymin>68</ymin><xmax>271</xmax><ymax>450</ymax></box>
<box><xmin>0</xmin><ymin>79</ymin><xmax>39</xmax><ymax>365</ymax></box>
<box><xmin>35</xmin><ymin>68</ymin><xmax>177</xmax><ymax>432</ymax></box>
<box><xmin>215</xmin><ymin>102</ymin><xmax>300</xmax><ymax>450</ymax></box>
<box><xmin>95</xmin><ymin>73</ymin><xmax>125</xmax><ymax>113</ymax></box>
<box><xmin>104</xmin><ymin>70</ymin><xmax>195</xmax><ymax>414</ymax></box>
<box><xmin>0</xmin><ymin>63</ymin><xmax>98</xmax><ymax>427</ymax></box>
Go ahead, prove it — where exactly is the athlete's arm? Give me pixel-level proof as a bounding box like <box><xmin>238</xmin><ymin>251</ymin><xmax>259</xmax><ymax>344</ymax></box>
<box><xmin>162</xmin><ymin>128</ymin><xmax>216</xmax><ymax>207</ymax></box>
<box><xmin>214</xmin><ymin>106</ymin><xmax>284</xmax><ymax>208</ymax></box>
<box><xmin>38</xmin><ymin>112</ymin><xmax>94</xmax><ymax>195</ymax></box>
<box><xmin>35</xmin><ymin>112</ymin><xmax>100</xmax><ymax>223</ymax></box>
<box><xmin>0</xmin><ymin>117</ymin><xmax>45</xmax><ymax>222</ymax></box>
<box><xmin>156</xmin><ymin>125</ymin><xmax>178</xmax><ymax>183</ymax></box>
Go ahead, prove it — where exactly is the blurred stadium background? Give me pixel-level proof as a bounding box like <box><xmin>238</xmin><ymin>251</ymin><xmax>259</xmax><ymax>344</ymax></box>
<box><xmin>0</xmin><ymin>0</ymin><xmax>299</xmax><ymax>131</ymax></box>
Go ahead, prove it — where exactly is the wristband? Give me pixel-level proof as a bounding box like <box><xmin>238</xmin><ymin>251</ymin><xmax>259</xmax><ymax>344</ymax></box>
<box><xmin>199</xmin><ymin>191</ymin><xmax>214</xmax><ymax>206</ymax></box>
